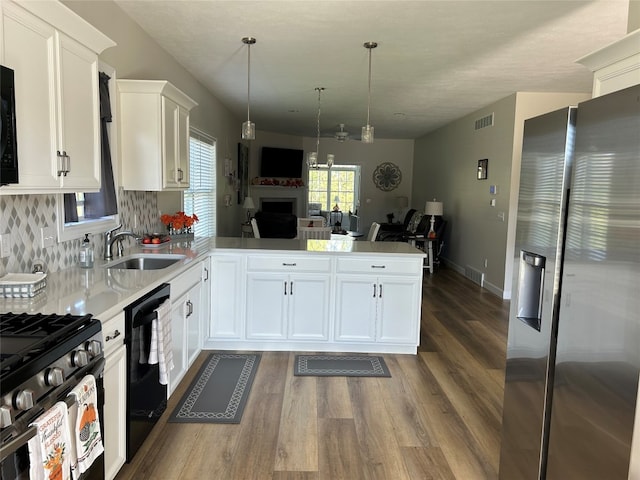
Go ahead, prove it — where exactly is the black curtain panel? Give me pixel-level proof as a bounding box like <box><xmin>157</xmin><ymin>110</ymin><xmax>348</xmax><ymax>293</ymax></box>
<box><xmin>64</xmin><ymin>71</ymin><xmax>118</xmax><ymax>221</ymax></box>
<box><xmin>84</xmin><ymin>71</ymin><xmax>117</xmax><ymax>218</ymax></box>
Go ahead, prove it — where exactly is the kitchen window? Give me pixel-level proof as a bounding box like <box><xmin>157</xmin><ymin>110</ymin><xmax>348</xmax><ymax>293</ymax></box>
<box><xmin>308</xmin><ymin>165</ymin><xmax>361</xmax><ymax>213</ymax></box>
<box><xmin>183</xmin><ymin>129</ymin><xmax>216</xmax><ymax>237</ymax></box>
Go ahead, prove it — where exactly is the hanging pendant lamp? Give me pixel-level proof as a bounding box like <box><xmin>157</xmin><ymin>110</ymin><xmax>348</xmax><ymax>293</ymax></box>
<box><xmin>361</xmin><ymin>41</ymin><xmax>378</xmax><ymax>144</ymax></box>
<box><xmin>241</xmin><ymin>36</ymin><xmax>256</xmax><ymax>140</ymax></box>
<box><xmin>307</xmin><ymin>87</ymin><xmax>335</xmax><ymax>169</ymax></box>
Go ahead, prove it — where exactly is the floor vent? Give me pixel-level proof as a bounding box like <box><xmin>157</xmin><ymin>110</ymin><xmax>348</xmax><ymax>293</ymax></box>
<box><xmin>474</xmin><ymin>113</ymin><xmax>494</xmax><ymax>130</ymax></box>
<box><xmin>464</xmin><ymin>265</ymin><xmax>485</xmax><ymax>287</ymax></box>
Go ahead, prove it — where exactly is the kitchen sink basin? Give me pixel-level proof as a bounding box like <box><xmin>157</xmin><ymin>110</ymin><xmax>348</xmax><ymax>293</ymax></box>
<box><xmin>105</xmin><ymin>254</ymin><xmax>186</xmax><ymax>270</ymax></box>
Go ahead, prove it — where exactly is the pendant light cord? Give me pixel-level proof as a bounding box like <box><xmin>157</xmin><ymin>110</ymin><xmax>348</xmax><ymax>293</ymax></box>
<box><xmin>316</xmin><ymin>87</ymin><xmax>323</xmax><ymax>156</ymax></box>
<box><xmin>246</xmin><ymin>41</ymin><xmax>251</xmax><ymax>122</ymax></box>
<box><xmin>366</xmin><ymin>46</ymin><xmax>372</xmax><ymax>126</ymax></box>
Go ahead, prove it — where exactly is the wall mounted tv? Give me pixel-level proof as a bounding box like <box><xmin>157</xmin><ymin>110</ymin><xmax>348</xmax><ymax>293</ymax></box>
<box><xmin>260</xmin><ymin>147</ymin><xmax>304</xmax><ymax>178</ymax></box>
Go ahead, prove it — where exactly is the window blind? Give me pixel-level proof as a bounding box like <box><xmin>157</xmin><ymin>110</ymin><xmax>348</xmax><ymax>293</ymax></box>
<box><xmin>184</xmin><ymin>129</ymin><xmax>216</xmax><ymax>237</ymax></box>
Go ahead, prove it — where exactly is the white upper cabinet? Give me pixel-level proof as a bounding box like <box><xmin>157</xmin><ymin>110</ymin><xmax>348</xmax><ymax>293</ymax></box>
<box><xmin>117</xmin><ymin>80</ymin><xmax>197</xmax><ymax>191</ymax></box>
<box><xmin>0</xmin><ymin>0</ymin><xmax>115</xmax><ymax>194</ymax></box>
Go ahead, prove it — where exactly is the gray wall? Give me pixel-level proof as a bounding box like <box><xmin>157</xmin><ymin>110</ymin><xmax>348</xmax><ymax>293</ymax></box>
<box><xmin>412</xmin><ymin>92</ymin><xmax>590</xmax><ymax>298</ymax></box>
<box><xmin>64</xmin><ymin>0</ymin><xmax>243</xmax><ymax>237</ymax></box>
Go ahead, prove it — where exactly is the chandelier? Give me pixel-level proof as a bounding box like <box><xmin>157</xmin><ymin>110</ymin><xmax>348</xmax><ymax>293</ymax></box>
<box><xmin>307</xmin><ymin>87</ymin><xmax>334</xmax><ymax>169</ymax></box>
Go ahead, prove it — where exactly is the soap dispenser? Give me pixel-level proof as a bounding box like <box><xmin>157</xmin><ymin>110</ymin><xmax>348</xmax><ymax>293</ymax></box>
<box><xmin>79</xmin><ymin>233</ymin><xmax>94</xmax><ymax>268</ymax></box>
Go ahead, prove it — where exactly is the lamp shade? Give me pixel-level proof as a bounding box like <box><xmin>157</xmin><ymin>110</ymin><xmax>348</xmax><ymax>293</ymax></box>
<box><xmin>425</xmin><ymin>200</ymin><xmax>443</xmax><ymax>216</ymax></box>
<box><xmin>243</xmin><ymin>196</ymin><xmax>255</xmax><ymax>210</ymax></box>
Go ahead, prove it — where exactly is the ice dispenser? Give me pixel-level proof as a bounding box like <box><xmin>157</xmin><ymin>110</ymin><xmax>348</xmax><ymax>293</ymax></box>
<box><xmin>516</xmin><ymin>251</ymin><xmax>546</xmax><ymax>331</ymax></box>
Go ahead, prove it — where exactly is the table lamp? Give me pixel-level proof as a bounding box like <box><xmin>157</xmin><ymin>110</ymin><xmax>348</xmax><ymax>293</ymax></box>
<box><xmin>243</xmin><ymin>196</ymin><xmax>255</xmax><ymax>222</ymax></box>
<box><xmin>425</xmin><ymin>199</ymin><xmax>443</xmax><ymax>239</ymax></box>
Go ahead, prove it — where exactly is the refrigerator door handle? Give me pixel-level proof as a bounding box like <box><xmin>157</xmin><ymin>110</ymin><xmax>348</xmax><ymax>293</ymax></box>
<box><xmin>516</xmin><ymin>251</ymin><xmax>546</xmax><ymax>331</ymax></box>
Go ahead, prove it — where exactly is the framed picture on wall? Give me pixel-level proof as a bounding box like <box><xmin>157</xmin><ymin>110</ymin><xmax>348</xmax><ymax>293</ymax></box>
<box><xmin>238</xmin><ymin>142</ymin><xmax>249</xmax><ymax>204</ymax></box>
<box><xmin>477</xmin><ymin>158</ymin><xmax>488</xmax><ymax>180</ymax></box>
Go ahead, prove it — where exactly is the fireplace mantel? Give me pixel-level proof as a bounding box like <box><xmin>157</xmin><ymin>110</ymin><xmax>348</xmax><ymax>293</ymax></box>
<box><xmin>252</xmin><ymin>185</ymin><xmax>307</xmax><ymax>217</ymax></box>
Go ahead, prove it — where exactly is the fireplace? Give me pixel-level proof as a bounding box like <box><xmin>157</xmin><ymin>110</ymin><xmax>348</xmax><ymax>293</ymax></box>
<box><xmin>252</xmin><ymin>185</ymin><xmax>307</xmax><ymax>218</ymax></box>
<box><xmin>261</xmin><ymin>198</ymin><xmax>296</xmax><ymax>214</ymax></box>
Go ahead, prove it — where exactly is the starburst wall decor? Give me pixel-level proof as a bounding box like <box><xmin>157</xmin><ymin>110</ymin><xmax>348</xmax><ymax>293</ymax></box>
<box><xmin>373</xmin><ymin>162</ymin><xmax>402</xmax><ymax>191</ymax></box>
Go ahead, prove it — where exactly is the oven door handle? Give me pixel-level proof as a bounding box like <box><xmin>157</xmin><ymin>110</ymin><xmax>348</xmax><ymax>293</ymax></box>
<box><xmin>0</xmin><ymin>395</ymin><xmax>79</xmax><ymax>462</ymax></box>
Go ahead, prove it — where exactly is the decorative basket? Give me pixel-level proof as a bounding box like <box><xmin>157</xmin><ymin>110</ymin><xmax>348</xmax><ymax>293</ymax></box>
<box><xmin>0</xmin><ymin>272</ymin><xmax>47</xmax><ymax>298</ymax></box>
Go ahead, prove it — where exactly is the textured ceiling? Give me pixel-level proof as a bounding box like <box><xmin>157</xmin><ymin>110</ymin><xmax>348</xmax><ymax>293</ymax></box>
<box><xmin>113</xmin><ymin>0</ymin><xmax>629</xmax><ymax>140</ymax></box>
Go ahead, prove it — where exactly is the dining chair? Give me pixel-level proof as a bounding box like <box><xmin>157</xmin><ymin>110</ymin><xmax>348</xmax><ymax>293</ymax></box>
<box><xmin>250</xmin><ymin>218</ymin><xmax>260</xmax><ymax>238</ymax></box>
<box><xmin>367</xmin><ymin>222</ymin><xmax>381</xmax><ymax>242</ymax></box>
<box><xmin>297</xmin><ymin>226</ymin><xmax>332</xmax><ymax>240</ymax></box>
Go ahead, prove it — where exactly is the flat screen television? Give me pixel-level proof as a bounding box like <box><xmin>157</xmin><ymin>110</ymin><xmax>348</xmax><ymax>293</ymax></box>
<box><xmin>260</xmin><ymin>147</ymin><xmax>304</xmax><ymax>178</ymax></box>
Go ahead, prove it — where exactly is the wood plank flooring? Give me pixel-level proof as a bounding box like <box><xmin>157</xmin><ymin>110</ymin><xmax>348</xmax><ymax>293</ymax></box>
<box><xmin>115</xmin><ymin>267</ymin><xmax>509</xmax><ymax>480</ymax></box>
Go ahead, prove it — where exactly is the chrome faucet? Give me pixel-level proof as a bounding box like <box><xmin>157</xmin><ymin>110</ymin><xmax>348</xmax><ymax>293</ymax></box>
<box><xmin>104</xmin><ymin>224</ymin><xmax>142</xmax><ymax>260</ymax></box>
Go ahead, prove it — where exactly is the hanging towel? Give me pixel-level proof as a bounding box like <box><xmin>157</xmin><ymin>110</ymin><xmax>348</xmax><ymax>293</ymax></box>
<box><xmin>28</xmin><ymin>401</ymin><xmax>72</xmax><ymax>480</ymax></box>
<box><xmin>67</xmin><ymin>374</ymin><xmax>103</xmax><ymax>480</ymax></box>
<box><xmin>148</xmin><ymin>298</ymin><xmax>173</xmax><ymax>385</ymax></box>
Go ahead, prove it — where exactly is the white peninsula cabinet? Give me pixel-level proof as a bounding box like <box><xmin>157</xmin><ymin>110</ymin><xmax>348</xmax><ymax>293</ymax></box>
<box><xmin>205</xmin><ymin>239</ymin><xmax>426</xmax><ymax>354</ymax></box>
<box><xmin>101</xmin><ymin>311</ymin><xmax>126</xmax><ymax>480</ymax></box>
<box><xmin>246</xmin><ymin>256</ymin><xmax>331</xmax><ymax>341</ymax></box>
<box><xmin>118</xmin><ymin>80</ymin><xmax>198</xmax><ymax>191</ymax></box>
<box><xmin>334</xmin><ymin>257</ymin><xmax>422</xmax><ymax>345</ymax></box>
<box><xmin>0</xmin><ymin>0</ymin><xmax>115</xmax><ymax>194</ymax></box>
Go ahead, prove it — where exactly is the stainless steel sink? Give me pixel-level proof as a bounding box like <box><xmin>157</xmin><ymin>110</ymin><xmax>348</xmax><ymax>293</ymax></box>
<box><xmin>105</xmin><ymin>254</ymin><xmax>186</xmax><ymax>270</ymax></box>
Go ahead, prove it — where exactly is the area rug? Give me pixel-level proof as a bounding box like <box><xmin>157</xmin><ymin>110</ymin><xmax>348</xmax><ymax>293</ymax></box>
<box><xmin>294</xmin><ymin>355</ymin><xmax>391</xmax><ymax>377</ymax></box>
<box><xmin>169</xmin><ymin>353</ymin><xmax>260</xmax><ymax>423</ymax></box>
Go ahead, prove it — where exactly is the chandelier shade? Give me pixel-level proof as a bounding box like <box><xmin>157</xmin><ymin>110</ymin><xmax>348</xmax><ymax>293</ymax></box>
<box><xmin>241</xmin><ymin>36</ymin><xmax>256</xmax><ymax>140</ymax></box>
<box><xmin>362</xmin><ymin>41</ymin><xmax>378</xmax><ymax>144</ymax></box>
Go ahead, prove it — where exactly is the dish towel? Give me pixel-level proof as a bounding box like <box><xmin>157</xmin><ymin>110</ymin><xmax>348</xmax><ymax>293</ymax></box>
<box><xmin>27</xmin><ymin>401</ymin><xmax>72</xmax><ymax>480</ymax></box>
<box><xmin>67</xmin><ymin>374</ymin><xmax>103</xmax><ymax>480</ymax></box>
<box><xmin>148</xmin><ymin>298</ymin><xmax>173</xmax><ymax>385</ymax></box>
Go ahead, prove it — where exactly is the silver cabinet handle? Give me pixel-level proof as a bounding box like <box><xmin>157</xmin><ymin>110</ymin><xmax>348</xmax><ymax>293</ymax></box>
<box><xmin>177</xmin><ymin>168</ymin><xmax>184</xmax><ymax>182</ymax></box>
<box><xmin>204</xmin><ymin>267</ymin><xmax>209</xmax><ymax>282</ymax></box>
<box><xmin>105</xmin><ymin>330</ymin><xmax>121</xmax><ymax>342</ymax></box>
<box><xmin>284</xmin><ymin>281</ymin><xmax>287</xmax><ymax>295</ymax></box>
<box><xmin>282</xmin><ymin>263</ymin><xmax>297</xmax><ymax>267</ymax></box>
<box><xmin>57</xmin><ymin>151</ymin><xmax>65</xmax><ymax>177</ymax></box>
<box><xmin>371</xmin><ymin>265</ymin><xmax>386</xmax><ymax>269</ymax></box>
<box><xmin>379</xmin><ymin>284</ymin><xmax>382</xmax><ymax>298</ymax></box>
<box><xmin>290</xmin><ymin>281</ymin><xmax>293</xmax><ymax>295</ymax></box>
<box><xmin>186</xmin><ymin>300</ymin><xmax>193</xmax><ymax>317</ymax></box>
<box><xmin>64</xmin><ymin>153</ymin><xmax>70</xmax><ymax>175</ymax></box>
<box><xmin>373</xmin><ymin>284</ymin><xmax>377</xmax><ymax>297</ymax></box>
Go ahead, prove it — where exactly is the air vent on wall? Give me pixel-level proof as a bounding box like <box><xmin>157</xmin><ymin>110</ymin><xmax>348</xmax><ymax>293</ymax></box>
<box><xmin>474</xmin><ymin>113</ymin><xmax>494</xmax><ymax>130</ymax></box>
<box><xmin>464</xmin><ymin>265</ymin><xmax>485</xmax><ymax>287</ymax></box>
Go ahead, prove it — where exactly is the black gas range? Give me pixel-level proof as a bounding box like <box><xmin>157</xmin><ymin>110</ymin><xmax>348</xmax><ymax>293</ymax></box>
<box><xmin>0</xmin><ymin>312</ymin><xmax>105</xmax><ymax>479</ymax></box>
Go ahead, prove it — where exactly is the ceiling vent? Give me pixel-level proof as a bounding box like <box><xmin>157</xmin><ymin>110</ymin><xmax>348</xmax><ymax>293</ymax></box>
<box><xmin>474</xmin><ymin>113</ymin><xmax>494</xmax><ymax>130</ymax></box>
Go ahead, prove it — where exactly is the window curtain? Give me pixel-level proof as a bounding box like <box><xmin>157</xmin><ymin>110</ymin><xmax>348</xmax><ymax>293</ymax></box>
<box><xmin>64</xmin><ymin>71</ymin><xmax>118</xmax><ymax>220</ymax></box>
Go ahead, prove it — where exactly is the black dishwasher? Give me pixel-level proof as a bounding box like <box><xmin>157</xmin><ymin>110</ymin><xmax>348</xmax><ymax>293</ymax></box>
<box><xmin>124</xmin><ymin>283</ymin><xmax>170</xmax><ymax>462</ymax></box>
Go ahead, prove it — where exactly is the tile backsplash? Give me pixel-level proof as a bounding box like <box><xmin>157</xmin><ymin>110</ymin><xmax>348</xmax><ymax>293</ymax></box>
<box><xmin>0</xmin><ymin>190</ymin><xmax>160</xmax><ymax>277</ymax></box>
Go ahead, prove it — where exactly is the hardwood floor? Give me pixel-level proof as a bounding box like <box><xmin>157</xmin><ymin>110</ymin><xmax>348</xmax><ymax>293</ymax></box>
<box><xmin>115</xmin><ymin>267</ymin><xmax>510</xmax><ymax>480</ymax></box>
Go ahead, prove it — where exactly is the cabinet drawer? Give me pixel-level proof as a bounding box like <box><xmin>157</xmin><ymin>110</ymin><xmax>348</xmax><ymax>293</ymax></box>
<box><xmin>101</xmin><ymin>311</ymin><xmax>125</xmax><ymax>355</ymax></box>
<box><xmin>171</xmin><ymin>262</ymin><xmax>202</xmax><ymax>299</ymax></box>
<box><xmin>336</xmin><ymin>257</ymin><xmax>421</xmax><ymax>275</ymax></box>
<box><xmin>247</xmin><ymin>256</ymin><xmax>331</xmax><ymax>273</ymax></box>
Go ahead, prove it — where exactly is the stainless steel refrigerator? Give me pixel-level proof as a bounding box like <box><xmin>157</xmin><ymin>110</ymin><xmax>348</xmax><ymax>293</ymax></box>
<box><xmin>499</xmin><ymin>84</ymin><xmax>640</xmax><ymax>479</ymax></box>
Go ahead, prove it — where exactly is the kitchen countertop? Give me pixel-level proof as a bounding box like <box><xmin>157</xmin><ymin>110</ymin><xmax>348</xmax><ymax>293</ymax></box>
<box><xmin>0</xmin><ymin>236</ymin><xmax>424</xmax><ymax>320</ymax></box>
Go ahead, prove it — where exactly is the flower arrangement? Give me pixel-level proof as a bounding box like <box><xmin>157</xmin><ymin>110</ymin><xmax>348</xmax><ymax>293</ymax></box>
<box><xmin>161</xmin><ymin>211</ymin><xmax>199</xmax><ymax>234</ymax></box>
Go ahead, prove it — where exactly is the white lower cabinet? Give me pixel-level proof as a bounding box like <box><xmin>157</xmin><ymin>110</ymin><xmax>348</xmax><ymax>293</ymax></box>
<box><xmin>246</xmin><ymin>272</ymin><xmax>330</xmax><ymax>341</ymax></box>
<box><xmin>101</xmin><ymin>312</ymin><xmax>126</xmax><ymax>480</ymax></box>
<box><xmin>168</xmin><ymin>261</ymin><xmax>204</xmax><ymax>396</ymax></box>
<box><xmin>210</xmin><ymin>254</ymin><xmax>244</xmax><ymax>340</ymax></box>
<box><xmin>334</xmin><ymin>258</ymin><xmax>422</xmax><ymax>345</ymax></box>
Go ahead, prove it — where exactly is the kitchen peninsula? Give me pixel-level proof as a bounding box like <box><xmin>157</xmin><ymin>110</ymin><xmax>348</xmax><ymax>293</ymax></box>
<box><xmin>208</xmin><ymin>237</ymin><xmax>426</xmax><ymax>355</ymax></box>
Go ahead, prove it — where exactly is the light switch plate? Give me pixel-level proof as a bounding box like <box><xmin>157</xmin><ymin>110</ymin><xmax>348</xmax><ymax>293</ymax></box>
<box><xmin>40</xmin><ymin>227</ymin><xmax>55</xmax><ymax>249</ymax></box>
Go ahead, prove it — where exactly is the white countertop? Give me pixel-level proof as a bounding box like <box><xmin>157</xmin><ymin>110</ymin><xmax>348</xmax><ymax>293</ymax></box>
<box><xmin>0</xmin><ymin>237</ymin><xmax>424</xmax><ymax>320</ymax></box>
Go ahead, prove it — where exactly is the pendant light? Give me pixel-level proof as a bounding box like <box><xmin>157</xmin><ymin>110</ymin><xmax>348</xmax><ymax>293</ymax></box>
<box><xmin>241</xmin><ymin>36</ymin><xmax>256</xmax><ymax>140</ymax></box>
<box><xmin>307</xmin><ymin>87</ymin><xmax>335</xmax><ymax>169</ymax></box>
<box><xmin>361</xmin><ymin>41</ymin><xmax>378</xmax><ymax>144</ymax></box>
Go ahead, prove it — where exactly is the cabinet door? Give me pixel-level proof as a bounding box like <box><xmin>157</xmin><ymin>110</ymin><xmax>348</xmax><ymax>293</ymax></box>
<box><xmin>186</xmin><ymin>280</ymin><xmax>202</xmax><ymax>367</ymax></box>
<box><xmin>246</xmin><ymin>273</ymin><xmax>287</xmax><ymax>340</ymax></box>
<box><xmin>377</xmin><ymin>277</ymin><xmax>421</xmax><ymax>344</ymax></box>
<box><xmin>334</xmin><ymin>275</ymin><xmax>377</xmax><ymax>342</ymax></box>
<box><xmin>162</xmin><ymin>96</ymin><xmax>179</xmax><ymax>189</ymax></box>
<box><xmin>103</xmin><ymin>344</ymin><xmax>126</xmax><ymax>480</ymax></box>
<box><xmin>169</xmin><ymin>292</ymin><xmax>188</xmax><ymax>396</ymax></box>
<box><xmin>177</xmin><ymin>106</ymin><xmax>190</xmax><ymax>186</ymax></box>
<box><xmin>211</xmin><ymin>255</ymin><xmax>243</xmax><ymax>339</ymax></box>
<box><xmin>1</xmin><ymin>5</ymin><xmax>59</xmax><ymax>189</ymax></box>
<box><xmin>288</xmin><ymin>274</ymin><xmax>330</xmax><ymax>340</ymax></box>
<box><xmin>56</xmin><ymin>31</ymin><xmax>101</xmax><ymax>190</ymax></box>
